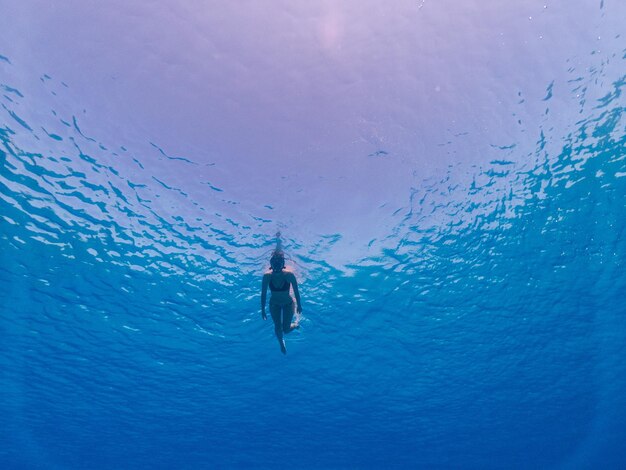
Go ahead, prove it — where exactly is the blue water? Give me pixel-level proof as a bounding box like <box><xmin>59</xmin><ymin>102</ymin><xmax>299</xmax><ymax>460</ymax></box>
<box><xmin>1</xmin><ymin>35</ymin><xmax>626</xmax><ymax>470</ymax></box>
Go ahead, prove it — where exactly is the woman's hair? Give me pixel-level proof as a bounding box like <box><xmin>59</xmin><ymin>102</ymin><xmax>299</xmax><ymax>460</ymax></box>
<box><xmin>270</xmin><ymin>251</ymin><xmax>285</xmax><ymax>271</ymax></box>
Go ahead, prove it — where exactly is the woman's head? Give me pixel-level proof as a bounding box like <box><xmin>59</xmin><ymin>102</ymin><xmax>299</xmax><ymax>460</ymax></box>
<box><xmin>270</xmin><ymin>251</ymin><xmax>285</xmax><ymax>271</ymax></box>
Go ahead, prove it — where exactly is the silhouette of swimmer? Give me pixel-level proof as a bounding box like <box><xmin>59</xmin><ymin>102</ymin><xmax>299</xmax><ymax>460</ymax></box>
<box><xmin>261</xmin><ymin>250</ymin><xmax>302</xmax><ymax>354</ymax></box>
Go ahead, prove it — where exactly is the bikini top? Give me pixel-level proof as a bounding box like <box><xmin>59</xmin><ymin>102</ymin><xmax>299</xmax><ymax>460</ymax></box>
<box><xmin>269</xmin><ymin>277</ymin><xmax>290</xmax><ymax>292</ymax></box>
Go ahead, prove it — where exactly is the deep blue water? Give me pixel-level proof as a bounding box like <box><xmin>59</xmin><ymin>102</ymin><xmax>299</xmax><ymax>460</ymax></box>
<box><xmin>1</xmin><ymin>30</ymin><xmax>626</xmax><ymax>470</ymax></box>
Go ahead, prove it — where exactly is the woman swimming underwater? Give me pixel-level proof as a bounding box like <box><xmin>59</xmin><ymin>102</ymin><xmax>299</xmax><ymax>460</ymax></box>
<box><xmin>261</xmin><ymin>250</ymin><xmax>302</xmax><ymax>354</ymax></box>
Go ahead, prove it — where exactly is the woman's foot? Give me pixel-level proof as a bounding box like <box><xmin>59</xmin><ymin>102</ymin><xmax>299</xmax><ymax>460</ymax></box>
<box><xmin>290</xmin><ymin>322</ymin><xmax>300</xmax><ymax>331</ymax></box>
<box><xmin>279</xmin><ymin>339</ymin><xmax>287</xmax><ymax>354</ymax></box>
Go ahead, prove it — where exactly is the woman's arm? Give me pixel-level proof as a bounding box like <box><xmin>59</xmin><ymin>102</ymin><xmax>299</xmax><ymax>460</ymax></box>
<box><xmin>261</xmin><ymin>274</ymin><xmax>269</xmax><ymax>319</ymax></box>
<box><xmin>290</xmin><ymin>273</ymin><xmax>302</xmax><ymax>313</ymax></box>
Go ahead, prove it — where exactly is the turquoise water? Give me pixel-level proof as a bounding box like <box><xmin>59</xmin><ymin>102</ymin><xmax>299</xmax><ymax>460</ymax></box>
<box><xmin>1</xmin><ymin>7</ymin><xmax>626</xmax><ymax>469</ymax></box>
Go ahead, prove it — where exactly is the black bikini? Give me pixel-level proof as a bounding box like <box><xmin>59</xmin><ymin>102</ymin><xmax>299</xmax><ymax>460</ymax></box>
<box><xmin>269</xmin><ymin>278</ymin><xmax>290</xmax><ymax>292</ymax></box>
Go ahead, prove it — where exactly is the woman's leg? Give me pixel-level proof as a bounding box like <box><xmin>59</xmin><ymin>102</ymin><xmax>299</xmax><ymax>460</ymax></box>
<box><xmin>282</xmin><ymin>302</ymin><xmax>295</xmax><ymax>334</ymax></box>
<box><xmin>270</xmin><ymin>304</ymin><xmax>287</xmax><ymax>354</ymax></box>
<box><xmin>270</xmin><ymin>304</ymin><xmax>283</xmax><ymax>339</ymax></box>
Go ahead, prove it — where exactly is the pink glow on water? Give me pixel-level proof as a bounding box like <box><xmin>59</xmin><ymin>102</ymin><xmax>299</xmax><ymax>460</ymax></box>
<box><xmin>1</xmin><ymin>0</ymin><xmax>624</xmax><ymax>256</ymax></box>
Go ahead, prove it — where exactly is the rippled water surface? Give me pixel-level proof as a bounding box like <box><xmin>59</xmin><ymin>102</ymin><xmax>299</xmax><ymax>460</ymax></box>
<box><xmin>1</xmin><ymin>1</ymin><xmax>625</xmax><ymax>469</ymax></box>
